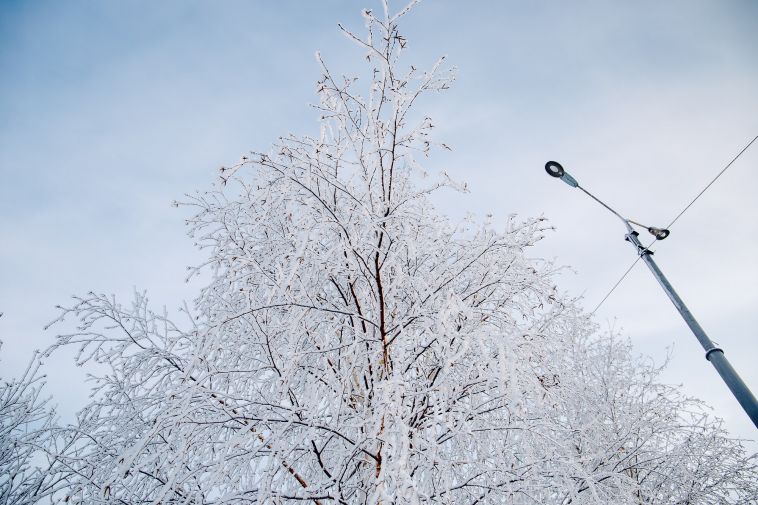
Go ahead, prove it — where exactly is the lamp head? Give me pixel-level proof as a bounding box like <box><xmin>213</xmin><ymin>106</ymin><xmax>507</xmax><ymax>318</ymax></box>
<box><xmin>545</xmin><ymin>161</ymin><xmax>564</xmax><ymax>177</ymax></box>
<box><xmin>647</xmin><ymin>227</ymin><xmax>670</xmax><ymax>240</ymax></box>
<box><xmin>544</xmin><ymin>161</ymin><xmax>579</xmax><ymax>188</ymax></box>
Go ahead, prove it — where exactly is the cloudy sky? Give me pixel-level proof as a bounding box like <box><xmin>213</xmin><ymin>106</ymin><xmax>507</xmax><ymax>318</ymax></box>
<box><xmin>1</xmin><ymin>0</ymin><xmax>757</xmax><ymax>445</ymax></box>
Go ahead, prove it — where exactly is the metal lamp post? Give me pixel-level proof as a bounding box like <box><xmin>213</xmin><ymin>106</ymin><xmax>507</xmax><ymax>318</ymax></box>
<box><xmin>544</xmin><ymin>160</ymin><xmax>758</xmax><ymax>429</ymax></box>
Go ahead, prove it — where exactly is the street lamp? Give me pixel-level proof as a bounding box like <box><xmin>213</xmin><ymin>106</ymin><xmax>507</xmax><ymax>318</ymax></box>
<box><xmin>544</xmin><ymin>160</ymin><xmax>758</xmax><ymax>429</ymax></box>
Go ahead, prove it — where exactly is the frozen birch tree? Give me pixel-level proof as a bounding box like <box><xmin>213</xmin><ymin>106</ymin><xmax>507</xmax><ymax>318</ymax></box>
<box><xmin>44</xmin><ymin>2</ymin><xmax>756</xmax><ymax>504</ymax></box>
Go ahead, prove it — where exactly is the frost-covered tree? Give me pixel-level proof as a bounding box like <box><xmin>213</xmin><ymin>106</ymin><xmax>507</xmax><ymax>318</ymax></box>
<box><xmin>45</xmin><ymin>2</ymin><xmax>756</xmax><ymax>504</ymax></box>
<box><xmin>0</xmin><ymin>346</ymin><xmax>65</xmax><ymax>505</ymax></box>
<box><xmin>540</xmin><ymin>334</ymin><xmax>757</xmax><ymax>504</ymax></box>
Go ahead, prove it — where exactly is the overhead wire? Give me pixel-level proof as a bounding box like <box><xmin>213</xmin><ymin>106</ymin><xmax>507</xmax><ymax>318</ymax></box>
<box><xmin>590</xmin><ymin>134</ymin><xmax>758</xmax><ymax>314</ymax></box>
<box><xmin>591</xmin><ymin>257</ymin><xmax>640</xmax><ymax>313</ymax></box>
<box><xmin>665</xmin><ymin>135</ymin><xmax>757</xmax><ymax>230</ymax></box>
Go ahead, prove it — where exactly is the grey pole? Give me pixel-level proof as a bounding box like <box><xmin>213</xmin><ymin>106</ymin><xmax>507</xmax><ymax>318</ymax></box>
<box><xmin>624</xmin><ymin>227</ymin><xmax>758</xmax><ymax>428</ymax></box>
<box><xmin>544</xmin><ymin>160</ymin><xmax>758</xmax><ymax>428</ymax></box>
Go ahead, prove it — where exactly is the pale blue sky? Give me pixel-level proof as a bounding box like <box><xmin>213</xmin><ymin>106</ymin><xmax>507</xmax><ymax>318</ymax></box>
<box><xmin>2</xmin><ymin>1</ymin><xmax>757</xmax><ymax>443</ymax></box>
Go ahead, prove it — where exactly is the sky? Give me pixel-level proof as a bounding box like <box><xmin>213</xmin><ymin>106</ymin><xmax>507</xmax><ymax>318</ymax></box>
<box><xmin>1</xmin><ymin>0</ymin><xmax>757</xmax><ymax>447</ymax></box>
